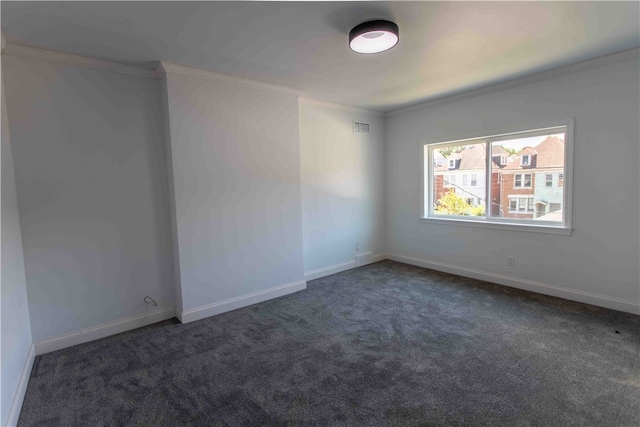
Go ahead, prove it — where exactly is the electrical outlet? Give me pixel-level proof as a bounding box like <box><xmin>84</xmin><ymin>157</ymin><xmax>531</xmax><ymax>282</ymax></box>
<box><xmin>355</xmin><ymin>242</ymin><xmax>359</xmax><ymax>251</ymax></box>
<box><xmin>506</xmin><ymin>256</ymin><xmax>515</xmax><ymax>267</ymax></box>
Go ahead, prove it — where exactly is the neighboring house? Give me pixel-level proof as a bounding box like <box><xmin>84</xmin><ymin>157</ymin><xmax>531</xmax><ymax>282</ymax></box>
<box><xmin>434</xmin><ymin>144</ymin><xmax>509</xmax><ymax>213</ymax></box>
<box><xmin>497</xmin><ymin>146</ymin><xmax>538</xmax><ymax>219</ymax></box>
<box><xmin>532</xmin><ymin>136</ymin><xmax>565</xmax><ymax>218</ymax></box>
<box><xmin>433</xmin><ymin>137</ymin><xmax>564</xmax><ymax>219</ymax></box>
<box><xmin>434</xmin><ymin>144</ymin><xmax>487</xmax><ymax>208</ymax></box>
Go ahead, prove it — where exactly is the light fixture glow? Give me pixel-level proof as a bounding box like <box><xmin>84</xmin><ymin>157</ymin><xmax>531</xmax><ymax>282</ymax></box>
<box><xmin>349</xmin><ymin>20</ymin><xmax>399</xmax><ymax>54</ymax></box>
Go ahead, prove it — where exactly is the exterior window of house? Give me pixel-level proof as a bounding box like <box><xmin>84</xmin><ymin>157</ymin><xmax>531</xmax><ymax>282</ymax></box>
<box><xmin>527</xmin><ymin>198</ymin><xmax>535</xmax><ymax>212</ymax></box>
<box><xmin>514</xmin><ymin>174</ymin><xmax>532</xmax><ymax>188</ymax></box>
<box><xmin>422</xmin><ymin>120</ymin><xmax>572</xmax><ymax>234</ymax></box>
<box><xmin>508</xmin><ymin>196</ymin><xmax>534</xmax><ymax>213</ymax></box>
<box><xmin>545</xmin><ymin>174</ymin><xmax>553</xmax><ymax>187</ymax></box>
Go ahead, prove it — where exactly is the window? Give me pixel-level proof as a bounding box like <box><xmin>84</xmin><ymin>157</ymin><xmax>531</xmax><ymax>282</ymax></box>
<box><xmin>508</xmin><ymin>196</ymin><xmax>534</xmax><ymax>213</ymax></box>
<box><xmin>448</xmin><ymin>159</ymin><xmax>456</xmax><ymax>169</ymax></box>
<box><xmin>422</xmin><ymin>121</ymin><xmax>572</xmax><ymax>234</ymax></box>
<box><xmin>514</xmin><ymin>173</ymin><xmax>532</xmax><ymax>188</ymax></box>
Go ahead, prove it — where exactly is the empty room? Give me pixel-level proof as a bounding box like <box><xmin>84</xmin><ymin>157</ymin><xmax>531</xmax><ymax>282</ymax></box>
<box><xmin>1</xmin><ymin>1</ymin><xmax>639</xmax><ymax>426</ymax></box>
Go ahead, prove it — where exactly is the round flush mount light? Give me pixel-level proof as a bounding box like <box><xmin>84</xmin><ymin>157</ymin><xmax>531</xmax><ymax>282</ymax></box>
<box><xmin>349</xmin><ymin>20</ymin><xmax>399</xmax><ymax>54</ymax></box>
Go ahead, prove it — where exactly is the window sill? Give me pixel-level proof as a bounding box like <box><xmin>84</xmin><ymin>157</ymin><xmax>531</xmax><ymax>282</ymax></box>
<box><xmin>419</xmin><ymin>216</ymin><xmax>572</xmax><ymax>235</ymax></box>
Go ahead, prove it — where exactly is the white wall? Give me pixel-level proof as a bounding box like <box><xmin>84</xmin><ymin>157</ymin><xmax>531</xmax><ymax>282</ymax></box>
<box><xmin>3</xmin><ymin>56</ymin><xmax>175</xmax><ymax>341</ymax></box>
<box><xmin>299</xmin><ymin>101</ymin><xmax>385</xmax><ymax>274</ymax></box>
<box><xmin>1</xmin><ymin>60</ymin><xmax>33</xmax><ymax>427</ymax></box>
<box><xmin>386</xmin><ymin>52</ymin><xmax>640</xmax><ymax>312</ymax></box>
<box><xmin>162</xmin><ymin>70</ymin><xmax>305</xmax><ymax>313</ymax></box>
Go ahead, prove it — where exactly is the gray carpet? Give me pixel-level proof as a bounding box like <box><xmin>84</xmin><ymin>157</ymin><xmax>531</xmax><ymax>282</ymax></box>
<box><xmin>18</xmin><ymin>260</ymin><xmax>640</xmax><ymax>426</ymax></box>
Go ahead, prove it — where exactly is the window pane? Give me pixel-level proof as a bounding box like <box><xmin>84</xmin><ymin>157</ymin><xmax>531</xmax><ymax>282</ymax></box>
<box><xmin>432</xmin><ymin>142</ymin><xmax>486</xmax><ymax>217</ymax></box>
<box><xmin>490</xmin><ymin>131</ymin><xmax>565</xmax><ymax>220</ymax></box>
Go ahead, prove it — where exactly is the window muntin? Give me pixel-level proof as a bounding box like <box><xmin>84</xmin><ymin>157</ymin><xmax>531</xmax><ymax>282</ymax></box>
<box><xmin>423</xmin><ymin>122</ymin><xmax>571</xmax><ymax>232</ymax></box>
<box><xmin>545</xmin><ymin>174</ymin><xmax>553</xmax><ymax>187</ymax></box>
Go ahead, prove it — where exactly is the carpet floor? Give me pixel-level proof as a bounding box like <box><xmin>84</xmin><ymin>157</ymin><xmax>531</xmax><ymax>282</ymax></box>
<box><xmin>18</xmin><ymin>260</ymin><xmax>640</xmax><ymax>426</ymax></box>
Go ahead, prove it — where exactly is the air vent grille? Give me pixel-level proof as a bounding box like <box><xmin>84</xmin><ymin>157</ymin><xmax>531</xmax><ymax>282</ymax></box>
<box><xmin>353</xmin><ymin>121</ymin><xmax>370</xmax><ymax>133</ymax></box>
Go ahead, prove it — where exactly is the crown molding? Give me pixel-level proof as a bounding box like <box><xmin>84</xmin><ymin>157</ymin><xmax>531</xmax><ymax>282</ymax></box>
<box><xmin>1</xmin><ymin>42</ymin><xmax>158</xmax><ymax>79</ymax></box>
<box><xmin>156</xmin><ymin>61</ymin><xmax>300</xmax><ymax>97</ymax></box>
<box><xmin>386</xmin><ymin>47</ymin><xmax>640</xmax><ymax>118</ymax></box>
<box><xmin>299</xmin><ymin>97</ymin><xmax>384</xmax><ymax>117</ymax></box>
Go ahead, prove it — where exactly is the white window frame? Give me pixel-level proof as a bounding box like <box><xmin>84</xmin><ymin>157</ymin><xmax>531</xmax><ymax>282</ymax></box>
<box><xmin>420</xmin><ymin>119</ymin><xmax>573</xmax><ymax>235</ymax></box>
<box><xmin>470</xmin><ymin>173</ymin><xmax>477</xmax><ymax>187</ymax></box>
<box><xmin>513</xmin><ymin>173</ymin><xmax>532</xmax><ymax>189</ymax></box>
<box><xmin>521</xmin><ymin>154</ymin><xmax>531</xmax><ymax>166</ymax></box>
<box><xmin>448</xmin><ymin>158</ymin><xmax>456</xmax><ymax>169</ymax></box>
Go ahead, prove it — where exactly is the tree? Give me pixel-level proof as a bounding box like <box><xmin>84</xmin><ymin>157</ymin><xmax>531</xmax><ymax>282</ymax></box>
<box><xmin>437</xmin><ymin>146</ymin><xmax>464</xmax><ymax>158</ymax></box>
<box><xmin>499</xmin><ymin>145</ymin><xmax>519</xmax><ymax>155</ymax></box>
<box><xmin>435</xmin><ymin>189</ymin><xmax>485</xmax><ymax>216</ymax></box>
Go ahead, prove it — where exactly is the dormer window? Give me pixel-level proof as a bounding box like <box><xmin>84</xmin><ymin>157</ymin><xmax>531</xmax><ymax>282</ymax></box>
<box><xmin>448</xmin><ymin>159</ymin><xmax>456</xmax><ymax>169</ymax></box>
<box><xmin>521</xmin><ymin>154</ymin><xmax>531</xmax><ymax>166</ymax></box>
<box><xmin>500</xmin><ymin>155</ymin><xmax>508</xmax><ymax>165</ymax></box>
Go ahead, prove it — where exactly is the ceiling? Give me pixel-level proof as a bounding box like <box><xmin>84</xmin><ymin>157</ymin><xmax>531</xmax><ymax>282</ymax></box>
<box><xmin>2</xmin><ymin>1</ymin><xmax>639</xmax><ymax>112</ymax></box>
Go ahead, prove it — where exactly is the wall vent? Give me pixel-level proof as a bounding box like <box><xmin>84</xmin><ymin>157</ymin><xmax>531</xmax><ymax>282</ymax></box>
<box><xmin>353</xmin><ymin>121</ymin><xmax>370</xmax><ymax>133</ymax></box>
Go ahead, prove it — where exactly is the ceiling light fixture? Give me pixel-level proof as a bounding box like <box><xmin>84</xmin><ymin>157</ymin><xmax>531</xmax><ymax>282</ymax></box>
<box><xmin>349</xmin><ymin>20</ymin><xmax>399</xmax><ymax>54</ymax></box>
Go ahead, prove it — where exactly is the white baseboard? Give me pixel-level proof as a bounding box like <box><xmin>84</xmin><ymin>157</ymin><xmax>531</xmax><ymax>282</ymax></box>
<box><xmin>179</xmin><ymin>280</ymin><xmax>307</xmax><ymax>324</ymax></box>
<box><xmin>5</xmin><ymin>344</ymin><xmax>35</xmax><ymax>427</ymax></box>
<box><xmin>305</xmin><ymin>260</ymin><xmax>356</xmax><ymax>281</ymax></box>
<box><xmin>33</xmin><ymin>307</ymin><xmax>176</xmax><ymax>355</ymax></box>
<box><xmin>305</xmin><ymin>253</ymin><xmax>387</xmax><ymax>281</ymax></box>
<box><xmin>387</xmin><ymin>253</ymin><xmax>639</xmax><ymax>315</ymax></box>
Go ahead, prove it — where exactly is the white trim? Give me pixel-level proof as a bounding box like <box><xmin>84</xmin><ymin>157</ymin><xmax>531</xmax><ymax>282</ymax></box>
<box><xmin>387</xmin><ymin>253</ymin><xmax>639</xmax><ymax>315</ymax></box>
<box><xmin>305</xmin><ymin>260</ymin><xmax>356</xmax><ymax>281</ymax></box>
<box><xmin>5</xmin><ymin>344</ymin><xmax>35</xmax><ymax>427</ymax></box>
<box><xmin>33</xmin><ymin>308</ymin><xmax>176</xmax><ymax>355</ymax></box>
<box><xmin>1</xmin><ymin>42</ymin><xmax>158</xmax><ymax>79</ymax></box>
<box><xmin>419</xmin><ymin>217</ymin><xmax>570</xmax><ymax>235</ymax></box>
<box><xmin>305</xmin><ymin>253</ymin><xmax>387</xmax><ymax>281</ymax></box>
<box><xmin>175</xmin><ymin>305</ymin><xmax>184</xmax><ymax>323</ymax></box>
<box><xmin>179</xmin><ymin>280</ymin><xmax>307</xmax><ymax>324</ymax></box>
<box><xmin>386</xmin><ymin>47</ymin><xmax>640</xmax><ymax>117</ymax></box>
<box><xmin>156</xmin><ymin>61</ymin><xmax>300</xmax><ymax>97</ymax></box>
<box><xmin>298</xmin><ymin>97</ymin><xmax>384</xmax><ymax>117</ymax></box>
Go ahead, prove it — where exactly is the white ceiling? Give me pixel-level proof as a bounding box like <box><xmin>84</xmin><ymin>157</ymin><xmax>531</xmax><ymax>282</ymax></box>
<box><xmin>2</xmin><ymin>1</ymin><xmax>639</xmax><ymax>112</ymax></box>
